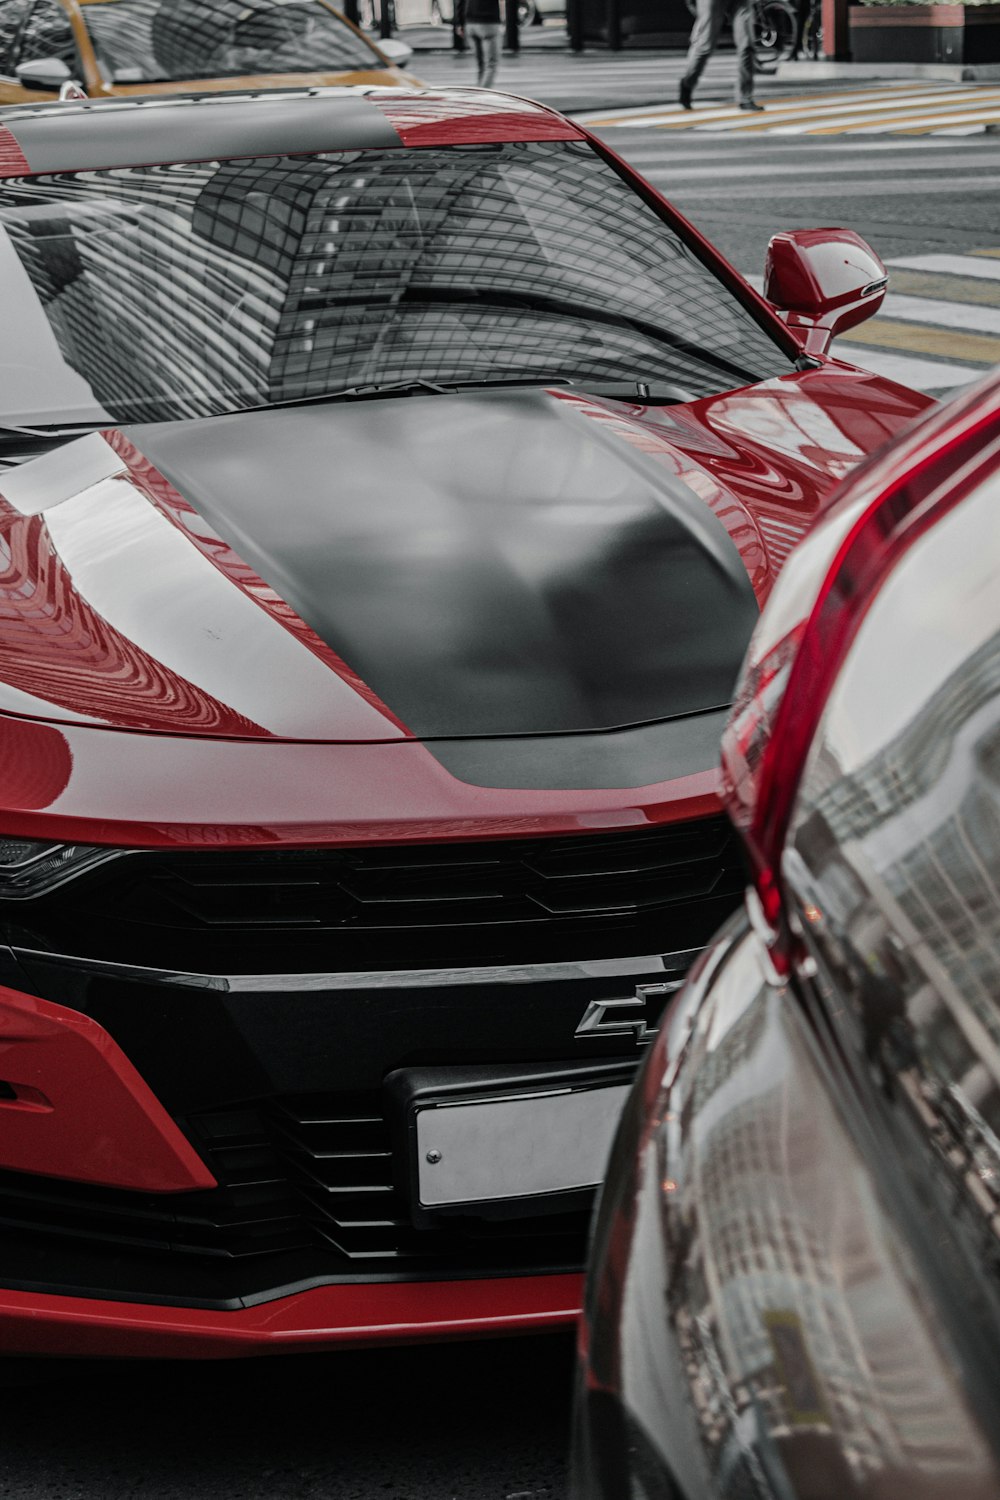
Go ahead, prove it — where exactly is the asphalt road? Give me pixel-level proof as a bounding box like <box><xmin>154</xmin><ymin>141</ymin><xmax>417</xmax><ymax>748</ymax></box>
<box><xmin>4</xmin><ymin>57</ymin><xmax>999</xmax><ymax>1500</ymax></box>
<box><xmin>1</xmin><ymin>1334</ymin><xmax>576</xmax><ymax>1499</ymax></box>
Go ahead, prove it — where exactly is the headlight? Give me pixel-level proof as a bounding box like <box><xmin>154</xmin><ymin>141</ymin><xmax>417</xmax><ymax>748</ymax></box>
<box><xmin>0</xmin><ymin>839</ymin><xmax>123</xmax><ymax>898</ymax></box>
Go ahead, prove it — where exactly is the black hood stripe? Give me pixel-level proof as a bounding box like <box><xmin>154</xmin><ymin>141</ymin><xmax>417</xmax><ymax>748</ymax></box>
<box><xmin>127</xmin><ymin>390</ymin><xmax>759</xmax><ymax>740</ymax></box>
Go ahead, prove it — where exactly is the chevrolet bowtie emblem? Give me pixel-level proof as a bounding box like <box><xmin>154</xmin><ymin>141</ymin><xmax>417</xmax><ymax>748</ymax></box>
<box><xmin>574</xmin><ymin>980</ymin><xmax>682</xmax><ymax>1047</ymax></box>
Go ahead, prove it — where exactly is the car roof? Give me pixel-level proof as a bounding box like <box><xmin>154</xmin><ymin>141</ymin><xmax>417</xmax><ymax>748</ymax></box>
<box><xmin>0</xmin><ymin>87</ymin><xmax>582</xmax><ymax>175</ymax></box>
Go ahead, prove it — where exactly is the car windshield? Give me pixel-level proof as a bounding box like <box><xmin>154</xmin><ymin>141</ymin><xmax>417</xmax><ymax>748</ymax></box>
<box><xmin>81</xmin><ymin>0</ymin><xmax>379</xmax><ymax>84</ymax></box>
<box><xmin>0</xmin><ymin>139</ymin><xmax>793</xmax><ymax>427</ymax></box>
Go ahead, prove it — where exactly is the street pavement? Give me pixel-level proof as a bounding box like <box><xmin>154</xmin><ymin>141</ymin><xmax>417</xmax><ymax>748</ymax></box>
<box><xmin>581</xmin><ymin>81</ymin><xmax>1000</xmax><ymax>133</ymax></box>
<box><xmin>413</xmin><ymin>40</ymin><xmax>747</xmax><ymax>112</ymax></box>
<box><xmin>0</xmin><ymin>1334</ymin><xmax>575</xmax><ymax>1499</ymax></box>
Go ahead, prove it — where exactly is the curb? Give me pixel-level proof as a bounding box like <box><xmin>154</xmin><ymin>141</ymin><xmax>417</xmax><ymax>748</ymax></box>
<box><xmin>776</xmin><ymin>58</ymin><xmax>1000</xmax><ymax>81</ymax></box>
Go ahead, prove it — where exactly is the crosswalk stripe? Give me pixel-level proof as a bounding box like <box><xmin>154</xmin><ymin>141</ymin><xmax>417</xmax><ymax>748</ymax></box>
<box><xmin>615</xmin><ymin>150</ymin><xmax>989</xmax><ymax>180</ymax></box>
<box><xmin>882</xmin><ymin>293</ymin><xmax>1000</xmax><ymax>335</ymax></box>
<box><xmin>896</xmin><ymin>120</ymin><xmax>997</xmax><ymax>136</ymax></box>
<box><xmin>805</xmin><ymin>102</ymin><xmax>1000</xmax><ymax>134</ymax></box>
<box><xmin>579</xmin><ymin>85</ymin><xmax>922</xmax><ymax>128</ymax></box>
<box><xmin>831</xmin><ymin>348</ymin><xmax>984</xmax><ymax>390</ymax></box>
<box><xmin>887</xmin><ymin>270</ymin><xmax>1000</xmax><ymax>307</ymax></box>
<box><xmin>708</xmin><ymin>90</ymin><xmax>999</xmax><ymax>133</ymax></box>
<box><xmin>662</xmin><ymin>174</ymin><xmax>1000</xmax><ymax>199</ymax></box>
<box><xmin>836</xmin><ymin>318</ymin><xmax>1000</xmax><ymax>365</ymax></box>
<box><xmin>579</xmin><ymin>84</ymin><xmax>1000</xmax><ymax>135</ymax></box>
<box><xmin>889</xmin><ymin>254</ymin><xmax>1000</xmax><ymax>281</ymax></box>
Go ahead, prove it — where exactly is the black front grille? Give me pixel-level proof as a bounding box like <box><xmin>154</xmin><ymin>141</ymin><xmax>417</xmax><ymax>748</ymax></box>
<box><xmin>0</xmin><ymin>1091</ymin><xmax>593</xmax><ymax>1307</ymax></box>
<box><xmin>10</xmin><ymin>816</ymin><xmax>744</xmax><ymax>973</ymax></box>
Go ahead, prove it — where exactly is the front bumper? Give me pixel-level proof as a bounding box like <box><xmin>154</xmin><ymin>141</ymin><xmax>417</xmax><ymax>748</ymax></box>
<box><xmin>0</xmin><ymin>948</ymin><xmax>694</xmax><ymax>1336</ymax></box>
<box><xmin>0</xmin><ymin>816</ymin><xmax>743</xmax><ymax>1348</ymax></box>
<box><xmin>0</xmin><ymin>1272</ymin><xmax>583</xmax><ymax>1361</ymax></box>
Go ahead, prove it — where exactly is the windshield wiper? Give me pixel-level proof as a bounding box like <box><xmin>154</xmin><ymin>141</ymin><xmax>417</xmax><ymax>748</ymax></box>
<box><xmin>0</xmin><ymin>421</ymin><xmax>106</xmax><ymax>441</ymax></box>
<box><xmin>398</xmin><ymin>286</ymin><xmax>763</xmax><ymax>389</ymax></box>
<box><xmin>222</xmin><ymin>374</ymin><xmax>575</xmax><ymax>418</ymax></box>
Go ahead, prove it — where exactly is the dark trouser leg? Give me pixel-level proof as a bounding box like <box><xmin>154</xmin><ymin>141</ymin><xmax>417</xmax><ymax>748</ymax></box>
<box><xmin>682</xmin><ymin>0</ymin><xmax>725</xmax><ymax>92</ymax></box>
<box><xmin>731</xmin><ymin>0</ymin><xmax>755</xmax><ymax>102</ymax></box>
<box><xmin>472</xmin><ymin>28</ymin><xmax>486</xmax><ymax>83</ymax></box>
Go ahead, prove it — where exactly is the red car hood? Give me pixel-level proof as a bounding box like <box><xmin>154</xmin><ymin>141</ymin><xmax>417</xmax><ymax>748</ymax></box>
<box><xmin>0</xmin><ymin>365</ymin><xmax>928</xmax><ymax>745</ymax></box>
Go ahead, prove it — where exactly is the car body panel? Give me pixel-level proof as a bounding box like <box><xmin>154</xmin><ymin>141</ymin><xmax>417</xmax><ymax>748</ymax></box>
<box><xmin>575</xmin><ymin>916</ymin><xmax>1000</xmax><ymax>1499</ymax></box>
<box><xmin>0</xmin><ymin>86</ymin><xmax>934</xmax><ymax>1357</ymax></box>
<box><xmin>0</xmin><ymin>1271</ymin><xmax>584</xmax><ymax>1358</ymax></box>
<box><xmin>0</xmin><ymin>370</ymin><xmax>927</xmax><ymax>749</ymax></box>
<box><xmin>574</xmin><ymin>374</ymin><xmax>1000</xmax><ymax>1495</ymax></box>
<box><xmin>0</xmin><ymin>710</ymin><xmax>724</xmax><ymax>846</ymax></box>
<box><xmin>0</xmin><ymin>0</ymin><xmax>419</xmax><ymax>105</ymax></box>
<box><xmin>0</xmin><ymin>984</ymin><xmax>217</xmax><ymax>1191</ymax></box>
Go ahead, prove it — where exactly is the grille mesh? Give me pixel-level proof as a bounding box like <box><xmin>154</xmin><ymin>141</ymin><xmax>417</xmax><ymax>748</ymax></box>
<box><xmin>14</xmin><ymin>816</ymin><xmax>744</xmax><ymax>974</ymax></box>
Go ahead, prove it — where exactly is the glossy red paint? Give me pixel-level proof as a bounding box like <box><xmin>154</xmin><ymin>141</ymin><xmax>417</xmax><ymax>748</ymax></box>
<box><xmin>0</xmin><ymin>1273</ymin><xmax>583</xmax><ymax>1359</ymax></box>
<box><xmin>0</xmin><ymin>985</ymin><xmax>216</xmax><ymax>1191</ymax></box>
<box><xmin>369</xmin><ymin>91</ymin><xmax>582</xmax><ymax>146</ymax></box>
<box><xmin>0</xmin><ymin>124</ymin><xmax>29</xmax><ymax>176</ymax></box>
<box><xmin>106</xmin><ymin>430</ymin><xmax>411</xmax><ymax>738</ymax></box>
<box><xmin>0</xmin><ymin>372</ymin><xmax>928</xmax><ymax>750</ymax></box>
<box><xmin>0</xmin><ymin>502</ymin><xmax>266</xmax><ymax>738</ymax></box>
<box><xmin>765</xmin><ymin>228</ymin><xmax>888</xmax><ymax>356</ymax></box>
<box><xmin>749</xmin><ymin>372</ymin><xmax>1000</xmax><ymax>937</ymax></box>
<box><xmin>557</xmin><ymin>364</ymin><xmax>930</xmax><ymax>607</ymax></box>
<box><xmin>0</xmin><ymin>717</ymin><xmax>72</xmax><ymax>810</ymax></box>
<box><xmin>0</xmin><ymin>710</ymin><xmax>722</xmax><ymax>846</ymax></box>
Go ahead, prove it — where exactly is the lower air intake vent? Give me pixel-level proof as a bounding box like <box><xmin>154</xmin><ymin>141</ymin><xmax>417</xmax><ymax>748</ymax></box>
<box><xmin>0</xmin><ymin>1090</ymin><xmax>592</xmax><ymax>1308</ymax></box>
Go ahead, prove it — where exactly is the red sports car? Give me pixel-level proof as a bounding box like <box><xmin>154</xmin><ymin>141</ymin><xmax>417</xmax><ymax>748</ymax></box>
<box><xmin>0</xmin><ymin>87</ymin><xmax>928</xmax><ymax>1362</ymax></box>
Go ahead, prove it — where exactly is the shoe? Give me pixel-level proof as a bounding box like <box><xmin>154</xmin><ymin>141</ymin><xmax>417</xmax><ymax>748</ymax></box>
<box><xmin>738</xmin><ymin>100</ymin><xmax>764</xmax><ymax>111</ymax></box>
<box><xmin>679</xmin><ymin>79</ymin><xmax>693</xmax><ymax>110</ymax></box>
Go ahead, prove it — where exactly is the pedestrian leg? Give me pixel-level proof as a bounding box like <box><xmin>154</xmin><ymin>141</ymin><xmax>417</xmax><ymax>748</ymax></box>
<box><xmin>731</xmin><ymin>0</ymin><xmax>759</xmax><ymax>105</ymax></box>
<box><xmin>681</xmin><ymin>0</ymin><xmax>725</xmax><ymax>102</ymax></box>
<box><xmin>470</xmin><ymin>23</ymin><xmax>486</xmax><ymax>82</ymax></box>
<box><xmin>480</xmin><ymin>22</ymin><xmax>500</xmax><ymax>85</ymax></box>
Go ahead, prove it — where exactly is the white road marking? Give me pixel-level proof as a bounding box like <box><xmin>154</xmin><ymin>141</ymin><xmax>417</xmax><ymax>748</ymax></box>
<box><xmin>889</xmin><ymin>254</ymin><xmax>1000</xmax><ymax>281</ymax></box>
<box><xmin>792</xmin><ymin>103</ymin><xmax>1000</xmax><ymax>135</ymax></box>
<box><xmin>659</xmin><ymin>174</ymin><xmax>1000</xmax><ymax>198</ymax></box>
<box><xmin>832</xmin><ymin>347</ymin><xmax>983</xmax><ymax>391</ymax></box>
<box><xmin>707</xmin><ymin>89</ymin><xmax>999</xmax><ymax>132</ymax></box>
<box><xmin>584</xmin><ymin>86</ymin><xmax>928</xmax><ymax>129</ymax></box>
<box><xmin>614</xmin><ymin>151</ymin><xmax>989</xmax><ymax>179</ymax></box>
<box><xmin>881</xmin><ymin>293</ymin><xmax>1000</xmax><ymax>335</ymax></box>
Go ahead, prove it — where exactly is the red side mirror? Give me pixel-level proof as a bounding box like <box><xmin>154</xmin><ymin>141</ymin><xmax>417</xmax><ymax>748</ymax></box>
<box><xmin>764</xmin><ymin>228</ymin><xmax>888</xmax><ymax>357</ymax></box>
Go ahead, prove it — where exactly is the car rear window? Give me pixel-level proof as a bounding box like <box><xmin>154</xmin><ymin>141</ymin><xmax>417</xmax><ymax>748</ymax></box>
<box><xmin>81</xmin><ymin>0</ymin><xmax>379</xmax><ymax>84</ymax></box>
<box><xmin>0</xmin><ymin>138</ymin><xmax>793</xmax><ymax>426</ymax></box>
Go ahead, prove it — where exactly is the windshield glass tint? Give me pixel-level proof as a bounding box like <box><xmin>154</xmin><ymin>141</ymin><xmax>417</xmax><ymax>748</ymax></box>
<box><xmin>81</xmin><ymin>0</ymin><xmax>378</xmax><ymax>83</ymax></box>
<box><xmin>0</xmin><ymin>139</ymin><xmax>792</xmax><ymax>426</ymax></box>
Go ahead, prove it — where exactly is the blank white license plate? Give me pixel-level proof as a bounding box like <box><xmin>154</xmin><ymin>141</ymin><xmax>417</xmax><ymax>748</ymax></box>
<box><xmin>415</xmin><ymin>1083</ymin><xmax>631</xmax><ymax>1208</ymax></box>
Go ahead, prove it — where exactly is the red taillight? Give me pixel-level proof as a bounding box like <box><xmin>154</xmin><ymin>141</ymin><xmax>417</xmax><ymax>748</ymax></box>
<box><xmin>720</xmin><ymin>623</ymin><xmax>804</xmax><ymax>836</ymax></box>
<box><xmin>720</xmin><ymin>371</ymin><xmax>1000</xmax><ymax>964</ymax></box>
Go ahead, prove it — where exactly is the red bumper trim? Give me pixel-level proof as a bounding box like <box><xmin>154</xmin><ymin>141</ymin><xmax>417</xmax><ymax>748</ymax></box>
<box><xmin>0</xmin><ymin>1274</ymin><xmax>583</xmax><ymax>1359</ymax></box>
<box><xmin>0</xmin><ymin>985</ymin><xmax>216</xmax><ymax>1192</ymax></box>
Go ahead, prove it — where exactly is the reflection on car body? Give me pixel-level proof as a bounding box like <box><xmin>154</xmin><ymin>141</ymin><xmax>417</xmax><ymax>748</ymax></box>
<box><xmin>0</xmin><ymin>0</ymin><xmax>416</xmax><ymax>103</ymax></box>
<box><xmin>574</xmin><ymin>372</ymin><xmax>1000</xmax><ymax>1500</ymax></box>
<box><xmin>0</xmin><ymin>86</ymin><xmax>930</xmax><ymax>1363</ymax></box>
